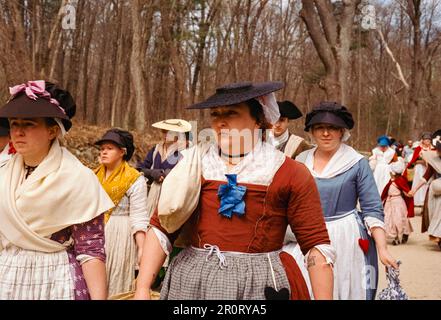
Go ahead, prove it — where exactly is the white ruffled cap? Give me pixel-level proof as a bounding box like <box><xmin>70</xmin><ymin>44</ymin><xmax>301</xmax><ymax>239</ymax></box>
<box><xmin>390</xmin><ymin>159</ymin><xmax>405</xmax><ymax>175</ymax></box>
<box><xmin>257</xmin><ymin>92</ymin><xmax>281</xmax><ymax>125</ymax></box>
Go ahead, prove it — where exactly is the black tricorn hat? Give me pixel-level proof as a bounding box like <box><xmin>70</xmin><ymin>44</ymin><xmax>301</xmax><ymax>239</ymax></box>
<box><xmin>305</xmin><ymin>101</ymin><xmax>354</xmax><ymax>132</ymax></box>
<box><xmin>277</xmin><ymin>100</ymin><xmax>302</xmax><ymax>120</ymax></box>
<box><xmin>95</xmin><ymin>128</ymin><xmax>135</xmax><ymax>161</ymax></box>
<box><xmin>432</xmin><ymin>129</ymin><xmax>441</xmax><ymax>140</ymax></box>
<box><xmin>0</xmin><ymin>81</ymin><xmax>76</xmax><ymax>131</ymax></box>
<box><xmin>186</xmin><ymin>81</ymin><xmax>284</xmax><ymax>109</ymax></box>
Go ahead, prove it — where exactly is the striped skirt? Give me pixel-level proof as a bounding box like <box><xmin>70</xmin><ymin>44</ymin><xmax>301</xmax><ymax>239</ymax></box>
<box><xmin>160</xmin><ymin>245</ymin><xmax>291</xmax><ymax>300</ymax></box>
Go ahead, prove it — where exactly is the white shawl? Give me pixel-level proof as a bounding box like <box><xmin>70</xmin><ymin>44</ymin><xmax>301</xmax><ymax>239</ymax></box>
<box><xmin>0</xmin><ymin>144</ymin><xmax>11</xmax><ymax>168</ymax></box>
<box><xmin>296</xmin><ymin>143</ymin><xmax>364</xmax><ymax>179</ymax></box>
<box><xmin>0</xmin><ymin>139</ymin><xmax>114</xmax><ymax>253</ymax></box>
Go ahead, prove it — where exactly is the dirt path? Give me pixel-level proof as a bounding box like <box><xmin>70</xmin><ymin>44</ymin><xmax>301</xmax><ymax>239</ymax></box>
<box><xmin>377</xmin><ymin>211</ymin><xmax>441</xmax><ymax>299</ymax></box>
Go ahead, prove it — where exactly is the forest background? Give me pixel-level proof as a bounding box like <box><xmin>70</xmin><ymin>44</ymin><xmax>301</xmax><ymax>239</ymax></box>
<box><xmin>1</xmin><ymin>0</ymin><xmax>440</xmax><ymax>153</ymax></box>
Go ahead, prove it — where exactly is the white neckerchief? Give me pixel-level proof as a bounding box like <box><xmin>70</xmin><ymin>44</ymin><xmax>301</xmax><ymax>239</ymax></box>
<box><xmin>271</xmin><ymin>130</ymin><xmax>290</xmax><ymax>149</ymax></box>
<box><xmin>202</xmin><ymin>140</ymin><xmax>286</xmax><ymax>186</ymax></box>
<box><xmin>296</xmin><ymin>143</ymin><xmax>364</xmax><ymax>179</ymax></box>
<box><xmin>157</xmin><ymin>140</ymin><xmax>187</xmax><ymax>161</ymax></box>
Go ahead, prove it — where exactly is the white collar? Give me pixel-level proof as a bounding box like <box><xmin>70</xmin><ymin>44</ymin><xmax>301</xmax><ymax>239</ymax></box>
<box><xmin>296</xmin><ymin>143</ymin><xmax>364</xmax><ymax>179</ymax></box>
<box><xmin>270</xmin><ymin>130</ymin><xmax>290</xmax><ymax>148</ymax></box>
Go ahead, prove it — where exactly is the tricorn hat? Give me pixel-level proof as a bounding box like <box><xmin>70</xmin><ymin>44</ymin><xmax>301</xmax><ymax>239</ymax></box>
<box><xmin>0</xmin><ymin>80</ymin><xmax>76</xmax><ymax>131</ymax></box>
<box><xmin>277</xmin><ymin>100</ymin><xmax>302</xmax><ymax>120</ymax></box>
<box><xmin>304</xmin><ymin>101</ymin><xmax>354</xmax><ymax>132</ymax></box>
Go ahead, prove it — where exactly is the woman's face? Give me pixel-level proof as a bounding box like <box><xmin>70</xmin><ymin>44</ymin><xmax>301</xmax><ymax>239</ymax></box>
<box><xmin>422</xmin><ymin>138</ymin><xmax>432</xmax><ymax>147</ymax></box>
<box><xmin>161</xmin><ymin>130</ymin><xmax>180</xmax><ymax>143</ymax></box>
<box><xmin>9</xmin><ymin>118</ymin><xmax>59</xmax><ymax>158</ymax></box>
<box><xmin>99</xmin><ymin>142</ymin><xmax>125</xmax><ymax>167</ymax></box>
<box><xmin>311</xmin><ymin>123</ymin><xmax>344</xmax><ymax>153</ymax></box>
<box><xmin>210</xmin><ymin>103</ymin><xmax>260</xmax><ymax>154</ymax></box>
<box><xmin>273</xmin><ymin>117</ymin><xmax>289</xmax><ymax>137</ymax></box>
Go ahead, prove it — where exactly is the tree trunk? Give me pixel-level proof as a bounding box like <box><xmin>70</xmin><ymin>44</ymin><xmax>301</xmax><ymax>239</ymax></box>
<box><xmin>130</xmin><ymin>0</ymin><xmax>147</xmax><ymax>131</ymax></box>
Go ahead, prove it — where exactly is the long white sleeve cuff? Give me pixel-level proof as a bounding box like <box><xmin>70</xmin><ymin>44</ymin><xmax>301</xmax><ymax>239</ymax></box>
<box><xmin>364</xmin><ymin>216</ymin><xmax>385</xmax><ymax>236</ymax></box>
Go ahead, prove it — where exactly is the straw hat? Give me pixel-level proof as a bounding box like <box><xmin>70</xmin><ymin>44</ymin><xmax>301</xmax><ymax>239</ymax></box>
<box><xmin>152</xmin><ymin>119</ymin><xmax>192</xmax><ymax>133</ymax></box>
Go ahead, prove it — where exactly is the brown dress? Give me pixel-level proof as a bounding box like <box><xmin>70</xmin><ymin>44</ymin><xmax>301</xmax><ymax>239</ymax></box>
<box><xmin>150</xmin><ymin>158</ymin><xmax>331</xmax><ymax>300</ymax></box>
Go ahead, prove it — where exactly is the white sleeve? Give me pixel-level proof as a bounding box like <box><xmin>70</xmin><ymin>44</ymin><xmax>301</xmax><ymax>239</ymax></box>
<box><xmin>304</xmin><ymin>244</ymin><xmax>336</xmax><ymax>268</ymax></box>
<box><xmin>364</xmin><ymin>216</ymin><xmax>385</xmax><ymax>236</ymax></box>
<box><xmin>76</xmin><ymin>254</ymin><xmax>97</xmax><ymax>265</ymax></box>
<box><xmin>151</xmin><ymin>227</ymin><xmax>172</xmax><ymax>256</ymax></box>
<box><xmin>128</xmin><ymin>176</ymin><xmax>149</xmax><ymax>235</ymax></box>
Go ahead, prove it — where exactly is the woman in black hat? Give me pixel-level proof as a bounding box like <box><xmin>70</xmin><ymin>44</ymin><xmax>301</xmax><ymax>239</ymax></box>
<box><xmin>294</xmin><ymin>101</ymin><xmax>397</xmax><ymax>300</ymax></box>
<box><xmin>135</xmin><ymin>82</ymin><xmax>335</xmax><ymax>300</ymax></box>
<box><xmin>94</xmin><ymin>128</ymin><xmax>148</xmax><ymax>297</ymax></box>
<box><xmin>409</xmin><ymin>130</ymin><xmax>441</xmax><ymax>249</ymax></box>
<box><xmin>0</xmin><ymin>80</ymin><xmax>114</xmax><ymax>300</ymax></box>
<box><xmin>271</xmin><ymin>100</ymin><xmax>313</xmax><ymax>159</ymax></box>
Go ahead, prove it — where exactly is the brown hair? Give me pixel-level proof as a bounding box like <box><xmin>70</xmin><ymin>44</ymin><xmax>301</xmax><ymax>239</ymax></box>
<box><xmin>245</xmin><ymin>99</ymin><xmax>272</xmax><ymax>141</ymax></box>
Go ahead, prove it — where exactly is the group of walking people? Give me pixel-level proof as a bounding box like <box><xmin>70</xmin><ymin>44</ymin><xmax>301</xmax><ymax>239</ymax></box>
<box><xmin>1</xmin><ymin>78</ymin><xmax>437</xmax><ymax>300</ymax></box>
<box><xmin>370</xmin><ymin>131</ymin><xmax>441</xmax><ymax>249</ymax></box>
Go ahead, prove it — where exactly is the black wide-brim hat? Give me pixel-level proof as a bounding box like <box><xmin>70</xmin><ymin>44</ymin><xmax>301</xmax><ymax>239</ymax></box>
<box><xmin>277</xmin><ymin>100</ymin><xmax>302</xmax><ymax>120</ymax></box>
<box><xmin>95</xmin><ymin>131</ymin><xmax>125</xmax><ymax>148</ymax></box>
<box><xmin>0</xmin><ymin>82</ymin><xmax>76</xmax><ymax>131</ymax></box>
<box><xmin>421</xmin><ymin>132</ymin><xmax>432</xmax><ymax>140</ymax></box>
<box><xmin>305</xmin><ymin>101</ymin><xmax>354</xmax><ymax>132</ymax></box>
<box><xmin>95</xmin><ymin>128</ymin><xmax>135</xmax><ymax>161</ymax></box>
<box><xmin>187</xmin><ymin>81</ymin><xmax>284</xmax><ymax>109</ymax></box>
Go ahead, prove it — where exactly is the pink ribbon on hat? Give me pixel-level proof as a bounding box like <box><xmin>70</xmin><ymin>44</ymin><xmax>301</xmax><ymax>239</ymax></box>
<box><xmin>9</xmin><ymin>80</ymin><xmax>66</xmax><ymax>115</ymax></box>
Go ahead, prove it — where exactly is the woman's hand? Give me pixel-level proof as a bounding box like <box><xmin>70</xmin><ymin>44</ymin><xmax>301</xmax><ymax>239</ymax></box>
<box><xmin>371</xmin><ymin>227</ymin><xmax>398</xmax><ymax>269</ymax></box>
<box><xmin>378</xmin><ymin>247</ymin><xmax>399</xmax><ymax>269</ymax></box>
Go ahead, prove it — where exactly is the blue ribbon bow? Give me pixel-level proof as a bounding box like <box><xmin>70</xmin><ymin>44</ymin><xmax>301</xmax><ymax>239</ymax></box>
<box><xmin>217</xmin><ymin>174</ymin><xmax>247</xmax><ymax>219</ymax></box>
